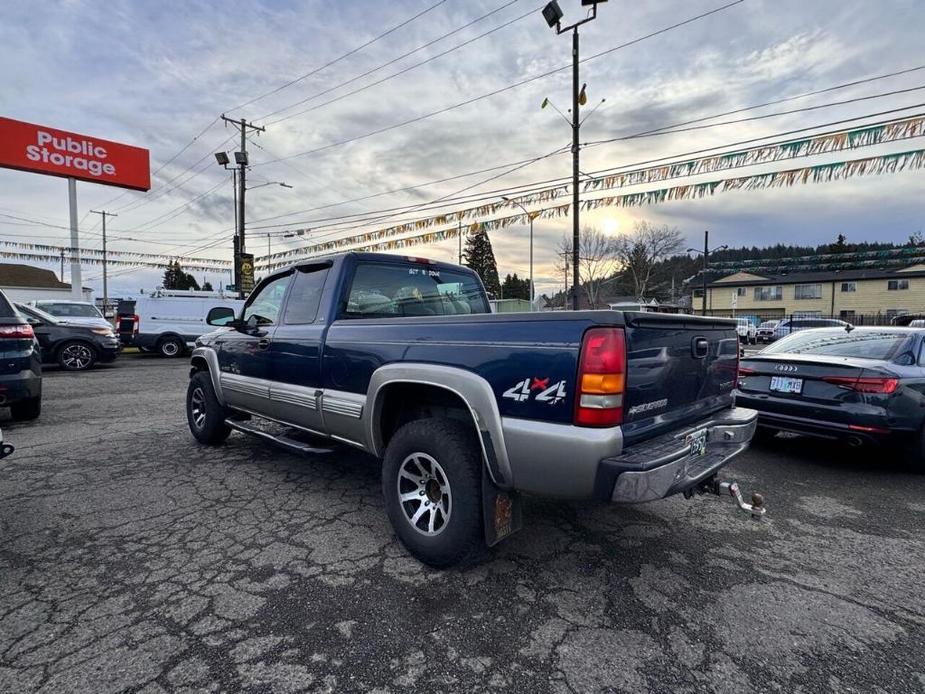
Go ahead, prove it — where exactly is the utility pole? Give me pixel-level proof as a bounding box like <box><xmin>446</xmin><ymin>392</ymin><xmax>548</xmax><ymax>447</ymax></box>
<box><xmin>59</xmin><ymin>248</ymin><xmax>65</xmax><ymax>282</ymax></box>
<box><xmin>458</xmin><ymin>219</ymin><xmax>462</xmax><ymax>264</ymax></box>
<box><xmin>220</xmin><ymin>115</ymin><xmax>265</xmax><ymax>297</ymax></box>
<box><xmin>90</xmin><ymin>209</ymin><xmax>117</xmax><ymax>319</ymax></box>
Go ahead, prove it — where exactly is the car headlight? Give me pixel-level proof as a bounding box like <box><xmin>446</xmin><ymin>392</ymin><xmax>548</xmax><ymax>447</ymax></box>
<box><xmin>92</xmin><ymin>328</ymin><xmax>116</xmax><ymax>337</ymax></box>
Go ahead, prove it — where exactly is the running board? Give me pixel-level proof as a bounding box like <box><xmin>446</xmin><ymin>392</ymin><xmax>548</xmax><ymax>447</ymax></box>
<box><xmin>225</xmin><ymin>419</ymin><xmax>335</xmax><ymax>455</ymax></box>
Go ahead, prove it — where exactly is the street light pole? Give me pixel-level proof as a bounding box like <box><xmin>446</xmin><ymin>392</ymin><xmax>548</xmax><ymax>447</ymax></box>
<box><xmin>570</xmin><ymin>25</ymin><xmax>580</xmax><ymax>310</ymax></box>
<box><xmin>687</xmin><ymin>230</ymin><xmax>727</xmax><ymax>316</ymax></box>
<box><xmin>502</xmin><ymin>197</ymin><xmax>536</xmax><ymax>310</ymax></box>
<box><xmin>702</xmin><ymin>229</ymin><xmax>709</xmax><ymax>316</ymax></box>
<box><xmin>543</xmin><ymin>1</ymin><xmax>606</xmax><ymax>309</ymax></box>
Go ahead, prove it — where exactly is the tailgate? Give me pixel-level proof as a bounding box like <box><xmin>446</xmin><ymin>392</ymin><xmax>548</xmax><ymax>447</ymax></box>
<box><xmin>621</xmin><ymin>313</ymin><xmax>738</xmax><ymax>441</ymax></box>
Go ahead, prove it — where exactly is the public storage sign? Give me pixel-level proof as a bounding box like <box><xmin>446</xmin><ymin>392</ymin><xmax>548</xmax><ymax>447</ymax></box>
<box><xmin>0</xmin><ymin>117</ymin><xmax>150</xmax><ymax>191</ymax></box>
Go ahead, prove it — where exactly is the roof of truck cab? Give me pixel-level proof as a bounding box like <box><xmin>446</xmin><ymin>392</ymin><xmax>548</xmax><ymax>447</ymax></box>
<box><xmin>285</xmin><ymin>252</ymin><xmax>476</xmax><ymax>272</ymax></box>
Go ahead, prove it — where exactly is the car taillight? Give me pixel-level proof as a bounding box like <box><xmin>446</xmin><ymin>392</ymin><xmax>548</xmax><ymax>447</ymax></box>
<box><xmin>822</xmin><ymin>376</ymin><xmax>899</xmax><ymax>394</ymax></box>
<box><xmin>132</xmin><ymin>314</ymin><xmax>140</xmax><ymax>335</ymax></box>
<box><xmin>0</xmin><ymin>325</ymin><xmax>34</xmax><ymax>339</ymax></box>
<box><xmin>575</xmin><ymin>327</ymin><xmax>625</xmax><ymax>427</ymax></box>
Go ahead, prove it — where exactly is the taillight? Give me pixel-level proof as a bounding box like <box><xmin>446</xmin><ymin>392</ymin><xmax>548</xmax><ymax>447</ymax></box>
<box><xmin>822</xmin><ymin>376</ymin><xmax>899</xmax><ymax>394</ymax></box>
<box><xmin>132</xmin><ymin>314</ymin><xmax>140</xmax><ymax>335</ymax></box>
<box><xmin>575</xmin><ymin>327</ymin><xmax>626</xmax><ymax>427</ymax></box>
<box><xmin>0</xmin><ymin>325</ymin><xmax>34</xmax><ymax>339</ymax></box>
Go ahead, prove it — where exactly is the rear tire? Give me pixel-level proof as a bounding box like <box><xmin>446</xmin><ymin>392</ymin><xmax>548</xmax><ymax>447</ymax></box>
<box><xmin>10</xmin><ymin>396</ymin><xmax>41</xmax><ymax>421</ymax></box>
<box><xmin>186</xmin><ymin>371</ymin><xmax>231</xmax><ymax>445</ymax></box>
<box><xmin>57</xmin><ymin>341</ymin><xmax>97</xmax><ymax>371</ymax></box>
<box><xmin>382</xmin><ymin>418</ymin><xmax>484</xmax><ymax>568</ymax></box>
<box><xmin>158</xmin><ymin>336</ymin><xmax>185</xmax><ymax>358</ymax></box>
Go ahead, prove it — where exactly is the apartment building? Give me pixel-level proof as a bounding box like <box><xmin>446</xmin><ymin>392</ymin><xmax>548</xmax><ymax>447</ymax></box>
<box><xmin>699</xmin><ymin>265</ymin><xmax>925</xmax><ymax>321</ymax></box>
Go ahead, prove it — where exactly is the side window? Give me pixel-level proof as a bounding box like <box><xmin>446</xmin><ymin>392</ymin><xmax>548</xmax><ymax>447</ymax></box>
<box><xmin>242</xmin><ymin>274</ymin><xmax>291</xmax><ymax>326</ymax></box>
<box><xmin>283</xmin><ymin>266</ymin><xmax>329</xmax><ymax>324</ymax></box>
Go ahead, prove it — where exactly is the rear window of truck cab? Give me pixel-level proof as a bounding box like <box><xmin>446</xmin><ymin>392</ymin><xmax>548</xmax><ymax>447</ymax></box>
<box><xmin>342</xmin><ymin>262</ymin><xmax>489</xmax><ymax>317</ymax></box>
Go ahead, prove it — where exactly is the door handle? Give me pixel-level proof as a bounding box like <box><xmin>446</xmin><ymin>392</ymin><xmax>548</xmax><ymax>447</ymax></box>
<box><xmin>692</xmin><ymin>337</ymin><xmax>709</xmax><ymax>359</ymax></box>
<box><xmin>257</xmin><ymin>338</ymin><xmax>271</xmax><ymax>351</ymax></box>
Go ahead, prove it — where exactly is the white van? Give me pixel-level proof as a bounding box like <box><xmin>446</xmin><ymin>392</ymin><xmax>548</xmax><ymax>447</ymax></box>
<box><xmin>116</xmin><ymin>290</ymin><xmax>244</xmax><ymax>357</ymax></box>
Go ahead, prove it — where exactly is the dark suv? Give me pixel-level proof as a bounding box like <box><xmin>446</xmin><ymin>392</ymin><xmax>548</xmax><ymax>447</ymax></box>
<box><xmin>15</xmin><ymin>304</ymin><xmax>120</xmax><ymax>371</ymax></box>
<box><xmin>0</xmin><ymin>290</ymin><xmax>42</xmax><ymax>420</ymax></box>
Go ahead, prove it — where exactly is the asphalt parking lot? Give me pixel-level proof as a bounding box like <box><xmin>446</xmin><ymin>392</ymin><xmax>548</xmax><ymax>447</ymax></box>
<box><xmin>1</xmin><ymin>355</ymin><xmax>924</xmax><ymax>693</ymax></box>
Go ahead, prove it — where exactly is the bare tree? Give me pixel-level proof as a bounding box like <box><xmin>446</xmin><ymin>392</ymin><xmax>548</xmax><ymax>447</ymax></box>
<box><xmin>560</xmin><ymin>227</ymin><xmax>620</xmax><ymax>309</ymax></box>
<box><xmin>613</xmin><ymin>221</ymin><xmax>684</xmax><ymax>300</ymax></box>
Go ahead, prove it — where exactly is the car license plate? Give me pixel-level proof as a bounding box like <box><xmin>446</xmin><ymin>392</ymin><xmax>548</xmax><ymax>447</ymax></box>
<box><xmin>686</xmin><ymin>428</ymin><xmax>708</xmax><ymax>458</ymax></box>
<box><xmin>770</xmin><ymin>376</ymin><xmax>803</xmax><ymax>394</ymax></box>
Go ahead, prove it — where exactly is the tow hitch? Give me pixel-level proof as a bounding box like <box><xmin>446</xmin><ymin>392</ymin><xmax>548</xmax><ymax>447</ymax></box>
<box><xmin>686</xmin><ymin>477</ymin><xmax>766</xmax><ymax>520</ymax></box>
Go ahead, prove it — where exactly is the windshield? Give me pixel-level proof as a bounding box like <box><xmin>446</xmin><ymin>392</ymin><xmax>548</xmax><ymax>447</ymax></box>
<box><xmin>759</xmin><ymin>321</ymin><xmax>779</xmax><ymax>328</ymax></box>
<box><xmin>763</xmin><ymin>329</ymin><xmax>914</xmax><ymax>361</ymax></box>
<box><xmin>36</xmin><ymin>302</ymin><xmax>104</xmax><ymax>318</ymax></box>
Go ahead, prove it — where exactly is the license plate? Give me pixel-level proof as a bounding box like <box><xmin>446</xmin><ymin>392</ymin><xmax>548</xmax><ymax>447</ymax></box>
<box><xmin>770</xmin><ymin>376</ymin><xmax>803</xmax><ymax>394</ymax></box>
<box><xmin>686</xmin><ymin>428</ymin><xmax>708</xmax><ymax>458</ymax></box>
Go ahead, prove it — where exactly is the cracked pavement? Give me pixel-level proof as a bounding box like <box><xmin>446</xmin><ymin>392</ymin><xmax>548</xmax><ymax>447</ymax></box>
<box><xmin>1</xmin><ymin>355</ymin><xmax>923</xmax><ymax>693</ymax></box>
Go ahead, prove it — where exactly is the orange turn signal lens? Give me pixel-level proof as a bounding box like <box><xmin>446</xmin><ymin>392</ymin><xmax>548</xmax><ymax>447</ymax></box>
<box><xmin>581</xmin><ymin>373</ymin><xmax>624</xmax><ymax>394</ymax></box>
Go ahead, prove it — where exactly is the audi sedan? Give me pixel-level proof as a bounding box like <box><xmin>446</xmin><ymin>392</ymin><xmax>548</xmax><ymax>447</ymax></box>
<box><xmin>736</xmin><ymin>327</ymin><xmax>925</xmax><ymax>468</ymax></box>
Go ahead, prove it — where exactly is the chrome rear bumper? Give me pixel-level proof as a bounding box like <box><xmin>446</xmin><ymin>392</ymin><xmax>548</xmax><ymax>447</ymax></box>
<box><xmin>598</xmin><ymin>407</ymin><xmax>758</xmax><ymax>503</ymax></box>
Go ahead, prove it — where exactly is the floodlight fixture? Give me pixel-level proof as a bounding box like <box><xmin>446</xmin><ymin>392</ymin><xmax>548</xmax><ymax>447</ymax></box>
<box><xmin>542</xmin><ymin>1</ymin><xmax>563</xmax><ymax>28</ymax></box>
<box><xmin>234</xmin><ymin>151</ymin><xmax>249</xmax><ymax>166</ymax></box>
<box><xmin>214</xmin><ymin>152</ymin><xmax>230</xmax><ymax>166</ymax></box>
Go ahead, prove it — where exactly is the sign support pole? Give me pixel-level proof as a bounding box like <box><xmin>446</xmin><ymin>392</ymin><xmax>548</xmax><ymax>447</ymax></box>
<box><xmin>67</xmin><ymin>177</ymin><xmax>82</xmax><ymax>300</ymax></box>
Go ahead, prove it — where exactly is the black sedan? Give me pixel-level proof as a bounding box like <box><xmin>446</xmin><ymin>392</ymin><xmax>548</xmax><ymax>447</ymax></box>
<box><xmin>15</xmin><ymin>304</ymin><xmax>120</xmax><ymax>371</ymax></box>
<box><xmin>736</xmin><ymin>327</ymin><xmax>925</xmax><ymax>468</ymax></box>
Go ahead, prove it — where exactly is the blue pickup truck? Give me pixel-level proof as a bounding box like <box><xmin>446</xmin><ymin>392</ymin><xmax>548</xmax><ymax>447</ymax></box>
<box><xmin>186</xmin><ymin>252</ymin><xmax>761</xmax><ymax>566</ymax></box>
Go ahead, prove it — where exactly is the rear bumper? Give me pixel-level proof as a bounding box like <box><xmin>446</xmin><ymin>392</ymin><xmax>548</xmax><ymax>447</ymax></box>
<box><xmin>0</xmin><ymin>372</ymin><xmax>42</xmax><ymax>406</ymax></box>
<box><xmin>751</xmin><ymin>410</ymin><xmax>908</xmax><ymax>445</ymax></box>
<box><xmin>595</xmin><ymin>407</ymin><xmax>758</xmax><ymax>503</ymax></box>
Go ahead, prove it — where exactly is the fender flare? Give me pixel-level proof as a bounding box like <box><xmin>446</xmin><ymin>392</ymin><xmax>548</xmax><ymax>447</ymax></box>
<box><xmin>190</xmin><ymin>346</ymin><xmax>225</xmax><ymax>406</ymax></box>
<box><xmin>366</xmin><ymin>363</ymin><xmax>513</xmax><ymax>488</ymax></box>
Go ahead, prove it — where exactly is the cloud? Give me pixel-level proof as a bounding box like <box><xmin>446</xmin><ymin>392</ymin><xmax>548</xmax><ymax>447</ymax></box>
<box><xmin>0</xmin><ymin>0</ymin><xmax>923</xmax><ymax>298</ymax></box>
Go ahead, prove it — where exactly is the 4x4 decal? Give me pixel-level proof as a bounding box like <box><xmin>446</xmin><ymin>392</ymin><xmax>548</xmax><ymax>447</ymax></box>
<box><xmin>503</xmin><ymin>377</ymin><xmax>567</xmax><ymax>405</ymax></box>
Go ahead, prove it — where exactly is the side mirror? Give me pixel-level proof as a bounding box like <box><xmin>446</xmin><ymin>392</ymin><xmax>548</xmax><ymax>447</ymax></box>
<box><xmin>206</xmin><ymin>306</ymin><xmax>237</xmax><ymax>326</ymax></box>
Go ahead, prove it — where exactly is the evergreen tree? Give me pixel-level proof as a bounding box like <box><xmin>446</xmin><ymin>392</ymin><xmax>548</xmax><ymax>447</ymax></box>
<box><xmin>202</xmin><ymin>281</ymin><xmax>214</xmax><ymax>292</ymax></box>
<box><xmin>162</xmin><ymin>260</ymin><xmax>200</xmax><ymax>291</ymax></box>
<box><xmin>463</xmin><ymin>228</ymin><xmax>501</xmax><ymax>297</ymax></box>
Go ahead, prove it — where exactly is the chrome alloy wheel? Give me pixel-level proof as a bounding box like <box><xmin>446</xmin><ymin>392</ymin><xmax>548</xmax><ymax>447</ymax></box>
<box><xmin>61</xmin><ymin>343</ymin><xmax>93</xmax><ymax>369</ymax></box>
<box><xmin>161</xmin><ymin>340</ymin><xmax>180</xmax><ymax>357</ymax></box>
<box><xmin>396</xmin><ymin>452</ymin><xmax>452</xmax><ymax>536</ymax></box>
<box><xmin>190</xmin><ymin>387</ymin><xmax>207</xmax><ymax>430</ymax></box>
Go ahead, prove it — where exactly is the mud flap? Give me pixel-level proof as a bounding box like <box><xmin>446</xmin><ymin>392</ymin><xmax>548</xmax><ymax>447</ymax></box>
<box><xmin>482</xmin><ymin>466</ymin><xmax>523</xmax><ymax>547</ymax></box>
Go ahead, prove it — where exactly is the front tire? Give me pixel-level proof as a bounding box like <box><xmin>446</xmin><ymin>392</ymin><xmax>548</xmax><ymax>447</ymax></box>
<box><xmin>10</xmin><ymin>396</ymin><xmax>41</xmax><ymax>421</ymax></box>
<box><xmin>58</xmin><ymin>341</ymin><xmax>97</xmax><ymax>371</ymax></box>
<box><xmin>186</xmin><ymin>371</ymin><xmax>231</xmax><ymax>445</ymax></box>
<box><xmin>382</xmin><ymin>418</ymin><xmax>484</xmax><ymax>568</ymax></box>
<box><xmin>158</xmin><ymin>336</ymin><xmax>185</xmax><ymax>358</ymax></box>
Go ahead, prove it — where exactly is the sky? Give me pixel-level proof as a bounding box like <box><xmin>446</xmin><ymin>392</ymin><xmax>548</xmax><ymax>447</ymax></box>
<box><xmin>1</xmin><ymin>0</ymin><xmax>923</xmax><ymax>298</ymax></box>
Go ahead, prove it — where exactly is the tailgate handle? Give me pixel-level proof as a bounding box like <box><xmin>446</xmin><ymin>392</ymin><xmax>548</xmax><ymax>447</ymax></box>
<box><xmin>692</xmin><ymin>337</ymin><xmax>709</xmax><ymax>359</ymax></box>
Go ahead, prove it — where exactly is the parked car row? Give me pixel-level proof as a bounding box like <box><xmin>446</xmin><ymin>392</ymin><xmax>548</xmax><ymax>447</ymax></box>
<box><xmin>756</xmin><ymin>317</ymin><xmax>851</xmax><ymax>343</ymax></box>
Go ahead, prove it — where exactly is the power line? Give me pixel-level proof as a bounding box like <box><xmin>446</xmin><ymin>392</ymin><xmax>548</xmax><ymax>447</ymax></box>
<box><xmin>586</xmin><ymin>83</ymin><xmax>925</xmax><ymax>146</ymax></box>
<box><xmin>250</xmin><ymin>103</ymin><xmax>925</xmax><ymax>236</ymax></box>
<box><xmin>227</xmin><ymin>0</ymin><xmax>451</xmax><ymax>116</ymax></box>
<box><xmin>261</xmin><ymin>2</ymin><xmax>536</xmax><ymax>124</ymax></box>
<box><xmin>255</xmin><ymin>0</ymin><xmax>748</xmax><ymax>165</ymax></box>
